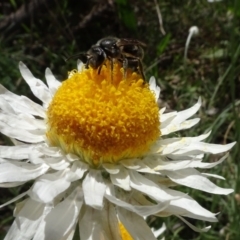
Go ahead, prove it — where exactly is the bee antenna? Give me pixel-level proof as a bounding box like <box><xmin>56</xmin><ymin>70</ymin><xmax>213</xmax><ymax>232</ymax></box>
<box><xmin>62</xmin><ymin>55</ymin><xmax>69</xmax><ymax>62</ymax></box>
<box><xmin>62</xmin><ymin>53</ymin><xmax>82</xmax><ymax>62</ymax></box>
<box><xmin>63</xmin><ymin>53</ymin><xmax>88</xmax><ymax>62</ymax></box>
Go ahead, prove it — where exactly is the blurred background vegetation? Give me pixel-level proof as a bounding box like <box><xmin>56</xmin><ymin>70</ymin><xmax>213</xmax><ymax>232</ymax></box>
<box><xmin>0</xmin><ymin>0</ymin><xmax>239</xmax><ymax>239</ymax></box>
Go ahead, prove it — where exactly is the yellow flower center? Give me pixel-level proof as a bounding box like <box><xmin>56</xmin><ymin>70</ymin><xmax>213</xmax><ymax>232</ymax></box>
<box><xmin>46</xmin><ymin>61</ymin><xmax>160</xmax><ymax>166</ymax></box>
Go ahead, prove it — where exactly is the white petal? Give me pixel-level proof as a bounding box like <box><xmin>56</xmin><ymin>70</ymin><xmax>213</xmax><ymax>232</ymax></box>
<box><xmin>0</xmin><ymin>145</ymin><xmax>34</xmax><ymax>159</ymax></box>
<box><xmin>117</xmin><ymin>208</ymin><xmax>157</xmax><ymax>240</ymax></box>
<box><xmin>0</xmin><ymin>121</ymin><xmax>44</xmax><ymax>143</ymax></box>
<box><xmin>160</xmin><ymin>111</ymin><xmax>177</xmax><ymax>124</ymax></box>
<box><xmin>0</xmin><ymin>96</ymin><xmax>15</xmax><ymax>114</ymax></box>
<box><xmin>44</xmin><ymin>187</ymin><xmax>83</xmax><ymax>240</ymax></box>
<box><xmin>0</xmin><ymin>112</ymin><xmax>44</xmax><ymax>130</ymax></box>
<box><xmin>37</xmin><ymin>145</ymin><xmax>64</xmax><ymax>158</ymax></box>
<box><xmin>105</xmin><ymin>186</ymin><xmax>169</xmax><ymax>217</ymax></box>
<box><xmin>160</xmin><ymin>114</ymin><xmax>177</xmax><ymax>131</ymax></box>
<box><xmin>0</xmin><ymin>84</ymin><xmax>45</xmax><ymax>118</ymax></box>
<box><xmin>19</xmin><ymin>62</ymin><xmax>52</xmax><ymax>105</ymax></box>
<box><xmin>202</xmin><ymin>173</ymin><xmax>225</xmax><ymax>180</ymax></box>
<box><xmin>29</xmin><ymin>171</ymin><xmax>71</xmax><ymax>203</ymax></box>
<box><xmin>44</xmin><ymin>156</ymin><xmax>70</xmax><ymax>171</ymax></box>
<box><xmin>5</xmin><ymin>199</ymin><xmax>45</xmax><ymax>240</ymax></box>
<box><xmin>0</xmin><ymin>161</ymin><xmax>49</xmax><ymax>183</ymax></box>
<box><xmin>66</xmin><ymin>153</ymin><xmax>80</xmax><ymax>162</ymax></box>
<box><xmin>159</xmin><ymin>107</ymin><xmax>166</xmax><ymax>115</ymax></box>
<box><xmin>148</xmin><ymin>180</ymin><xmax>217</xmax><ymax>221</ymax></box>
<box><xmin>110</xmin><ymin>166</ymin><xmax>131</xmax><ymax>191</ymax></box>
<box><xmin>131</xmin><ymin>160</ymin><xmax>160</xmax><ymax>174</ymax></box>
<box><xmin>82</xmin><ymin>170</ymin><xmax>106</xmax><ymax>209</ymax></box>
<box><xmin>151</xmin><ymin>223</ymin><xmax>166</xmax><ymax>238</ymax></box>
<box><xmin>167</xmin><ymin>152</ymin><xmax>204</xmax><ymax>160</ymax></box>
<box><xmin>121</xmin><ymin>158</ymin><xmax>142</xmax><ymax>170</ymax></box>
<box><xmin>161</xmin><ymin>118</ymin><xmax>200</xmax><ymax>135</ymax></box>
<box><xmin>17</xmin><ymin>198</ymin><xmax>45</xmax><ymax>219</ymax></box>
<box><xmin>187</xmin><ymin>153</ymin><xmax>229</xmax><ymax>169</ymax></box>
<box><xmin>157</xmin><ymin>132</ymin><xmax>211</xmax><ymax>154</ymax></box>
<box><xmin>32</xmin><ymin>204</ymin><xmax>54</xmax><ymax>240</ymax></box>
<box><xmin>45</xmin><ymin>68</ymin><xmax>61</xmax><ymax>95</ymax></box>
<box><xmin>149</xmin><ymin>76</ymin><xmax>160</xmax><ymax>101</ymax></box>
<box><xmin>173</xmin><ymin>142</ymin><xmax>236</xmax><ymax>155</ymax></box>
<box><xmin>163</xmin><ymin>168</ymin><xmax>233</xmax><ymax>195</ymax></box>
<box><xmin>177</xmin><ymin>215</ymin><xmax>211</xmax><ymax>232</ymax></box>
<box><xmin>4</xmin><ymin>219</ymin><xmax>29</xmax><ymax>240</ymax></box>
<box><xmin>121</xmin><ymin>158</ymin><xmax>160</xmax><ymax>174</ymax></box>
<box><xmin>77</xmin><ymin>60</ymin><xmax>85</xmax><ymax>72</ymax></box>
<box><xmin>16</xmin><ymin>96</ymin><xmax>46</xmax><ymax>117</ymax></box>
<box><xmin>29</xmin><ymin>150</ymin><xmax>46</xmax><ymax>164</ymax></box>
<box><xmin>171</xmin><ymin>98</ymin><xmax>201</xmax><ymax>124</ymax></box>
<box><xmin>143</xmin><ymin>154</ymin><xmax>195</xmax><ymax>171</ymax></box>
<box><xmin>65</xmin><ymin>230</ymin><xmax>75</xmax><ymax>240</ymax></box>
<box><xmin>21</xmin><ymin>116</ymin><xmax>46</xmax><ymax>130</ymax></box>
<box><xmin>79</xmin><ymin>206</ymin><xmax>99</xmax><ymax>240</ymax></box>
<box><xmin>160</xmin><ymin>192</ymin><xmax>217</xmax><ymax>222</ymax></box>
<box><xmin>79</xmin><ymin>203</ymin><xmax>122</xmax><ymax>240</ymax></box>
<box><xmin>160</xmin><ymin>99</ymin><xmax>201</xmax><ymax>133</ymax></box>
<box><xmin>129</xmin><ymin>170</ymin><xmax>179</xmax><ymax>202</ymax></box>
<box><xmin>66</xmin><ymin>161</ymin><xmax>88</xmax><ymax>182</ymax></box>
<box><xmin>103</xmin><ymin>163</ymin><xmax>120</xmax><ymax>174</ymax></box>
<box><xmin>18</xmin><ymin>113</ymin><xmax>45</xmax><ymax>128</ymax></box>
<box><xmin>143</xmin><ymin>174</ymin><xmax>176</xmax><ymax>187</ymax></box>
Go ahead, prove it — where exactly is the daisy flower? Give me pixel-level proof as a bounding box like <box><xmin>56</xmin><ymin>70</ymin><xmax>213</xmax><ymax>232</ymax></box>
<box><xmin>0</xmin><ymin>60</ymin><xmax>235</xmax><ymax>240</ymax></box>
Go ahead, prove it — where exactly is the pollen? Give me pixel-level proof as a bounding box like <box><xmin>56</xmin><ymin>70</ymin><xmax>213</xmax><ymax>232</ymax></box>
<box><xmin>46</xmin><ymin>62</ymin><xmax>160</xmax><ymax>166</ymax></box>
<box><xmin>119</xmin><ymin>222</ymin><xmax>133</xmax><ymax>240</ymax></box>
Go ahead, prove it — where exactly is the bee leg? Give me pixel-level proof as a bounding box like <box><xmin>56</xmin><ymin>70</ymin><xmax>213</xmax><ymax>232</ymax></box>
<box><xmin>137</xmin><ymin>59</ymin><xmax>145</xmax><ymax>81</ymax></box>
<box><xmin>110</xmin><ymin>59</ymin><xmax>114</xmax><ymax>82</ymax></box>
<box><xmin>85</xmin><ymin>57</ymin><xmax>91</xmax><ymax>69</ymax></box>
<box><xmin>97</xmin><ymin>65</ymin><xmax>102</xmax><ymax>74</ymax></box>
<box><xmin>123</xmin><ymin>57</ymin><xmax>128</xmax><ymax>80</ymax></box>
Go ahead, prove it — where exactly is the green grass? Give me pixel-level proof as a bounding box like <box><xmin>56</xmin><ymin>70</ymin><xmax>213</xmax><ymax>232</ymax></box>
<box><xmin>0</xmin><ymin>0</ymin><xmax>239</xmax><ymax>239</ymax></box>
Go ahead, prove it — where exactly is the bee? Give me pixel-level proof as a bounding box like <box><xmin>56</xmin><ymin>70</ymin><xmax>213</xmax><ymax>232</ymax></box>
<box><xmin>66</xmin><ymin>37</ymin><xmax>146</xmax><ymax>80</ymax></box>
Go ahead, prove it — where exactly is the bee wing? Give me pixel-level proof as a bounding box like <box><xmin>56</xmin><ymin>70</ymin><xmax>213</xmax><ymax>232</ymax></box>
<box><xmin>116</xmin><ymin>39</ymin><xmax>146</xmax><ymax>47</ymax></box>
